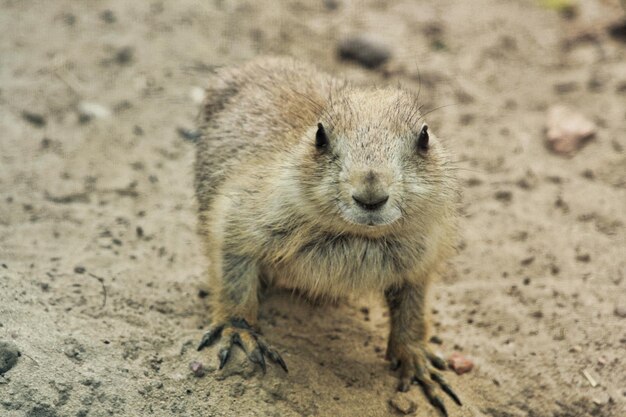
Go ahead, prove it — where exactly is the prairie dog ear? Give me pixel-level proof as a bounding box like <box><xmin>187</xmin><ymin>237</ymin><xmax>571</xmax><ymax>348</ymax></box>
<box><xmin>316</xmin><ymin>123</ymin><xmax>329</xmax><ymax>149</ymax></box>
<box><xmin>417</xmin><ymin>123</ymin><xmax>429</xmax><ymax>151</ymax></box>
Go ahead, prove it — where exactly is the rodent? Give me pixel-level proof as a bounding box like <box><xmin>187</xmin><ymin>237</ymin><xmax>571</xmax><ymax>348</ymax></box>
<box><xmin>194</xmin><ymin>57</ymin><xmax>461</xmax><ymax>414</ymax></box>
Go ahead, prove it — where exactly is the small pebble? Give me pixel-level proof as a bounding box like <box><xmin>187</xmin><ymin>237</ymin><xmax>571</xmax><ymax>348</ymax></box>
<box><xmin>115</xmin><ymin>47</ymin><xmax>134</xmax><ymax>65</ymax></box>
<box><xmin>575</xmin><ymin>253</ymin><xmax>591</xmax><ymax>263</ymax></box>
<box><xmin>614</xmin><ymin>306</ymin><xmax>626</xmax><ymax>318</ymax></box>
<box><xmin>100</xmin><ymin>10</ymin><xmax>116</xmax><ymax>23</ymax></box>
<box><xmin>429</xmin><ymin>335</ymin><xmax>443</xmax><ymax>345</ymax></box>
<box><xmin>447</xmin><ymin>352</ymin><xmax>473</xmax><ymax>375</ymax></box>
<box><xmin>0</xmin><ymin>341</ymin><xmax>20</xmax><ymax>374</ymax></box>
<box><xmin>545</xmin><ymin>104</ymin><xmax>596</xmax><ymax>155</ymax></box>
<box><xmin>177</xmin><ymin>127</ymin><xmax>202</xmax><ymax>142</ymax></box>
<box><xmin>22</xmin><ymin>111</ymin><xmax>46</xmax><ymax>127</ymax></box>
<box><xmin>389</xmin><ymin>392</ymin><xmax>417</xmax><ymax>415</ymax></box>
<box><xmin>190</xmin><ymin>361</ymin><xmax>205</xmax><ymax>377</ymax></box>
<box><xmin>190</xmin><ymin>87</ymin><xmax>205</xmax><ymax>104</ymax></box>
<box><xmin>323</xmin><ymin>0</ymin><xmax>340</xmax><ymax>10</ymax></box>
<box><xmin>607</xmin><ymin>20</ymin><xmax>626</xmax><ymax>42</ymax></box>
<box><xmin>337</xmin><ymin>34</ymin><xmax>392</xmax><ymax>69</ymax></box>
<box><xmin>494</xmin><ymin>190</ymin><xmax>513</xmax><ymax>202</ymax></box>
<box><xmin>78</xmin><ymin>102</ymin><xmax>111</xmax><ymax>123</ymax></box>
<box><xmin>553</xmin><ymin>81</ymin><xmax>579</xmax><ymax>94</ymax></box>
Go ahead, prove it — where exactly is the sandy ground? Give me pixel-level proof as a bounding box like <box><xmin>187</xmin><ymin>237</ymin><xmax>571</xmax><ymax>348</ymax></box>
<box><xmin>1</xmin><ymin>1</ymin><xmax>625</xmax><ymax>416</ymax></box>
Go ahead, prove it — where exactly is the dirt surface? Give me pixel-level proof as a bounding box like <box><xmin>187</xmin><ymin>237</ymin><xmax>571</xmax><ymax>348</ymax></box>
<box><xmin>1</xmin><ymin>1</ymin><xmax>625</xmax><ymax>416</ymax></box>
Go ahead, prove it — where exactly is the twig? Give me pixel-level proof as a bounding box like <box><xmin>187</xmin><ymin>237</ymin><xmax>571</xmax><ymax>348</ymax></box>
<box><xmin>582</xmin><ymin>369</ymin><xmax>598</xmax><ymax>387</ymax></box>
<box><xmin>20</xmin><ymin>352</ymin><xmax>40</xmax><ymax>367</ymax></box>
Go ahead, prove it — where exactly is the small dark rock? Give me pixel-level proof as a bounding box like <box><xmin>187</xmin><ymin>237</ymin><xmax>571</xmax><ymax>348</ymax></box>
<box><xmin>27</xmin><ymin>405</ymin><xmax>58</xmax><ymax>417</ymax></box>
<box><xmin>575</xmin><ymin>253</ymin><xmax>590</xmax><ymax>263</ymax></box>
<box><xmin>74</xmin><ymin>266</ymin><xmax>86</xmax><ymax>274</ymax></box>
<box><xmin>459</xmin><ymin>113</ymin><xmax>475</xmax><ymax>125</ymax></box>
<box><xmin>587</xmin><ymin>75</ymin><xmax>605</xmax><ymax>92</ymax></box>
<box><xmin>323</xmin><ymin>0</ymin><xmax>340</xmax><ymax>10</ymax></box>
<box><xmin>62</xmin><ymin>13</ymin><xmax>76</xmax><ymax>26</ymax></box>
<box><xmin>607</xmin><ymin>20</ymin><xmax>626</xmax><ymax>42</ymax></box>
<box><xmin>554</xmin><ymin>81</ymin><xmax>579</xmax><ymax>94</ymax></box>
<box><xmin>466</xmin><ymin>177</ymin><xmax>482</xmax><ymax>187</ymax></box>
<box><xmin>115</xmin><ymin>47</ymin><xmax>134</xmax><ymax>65</ymax></box>
<box><xmin>516</xmin><ymin>178</ymin><xmax>533</xmax><ymax>189</ymax></box>
<box><xmin>176</xmin><ymin>127</ymin><xmax>202</xmax><ymax>142</ymax></box>
<box><xmin>100</xmin><ymin>10</ymin><xmax>116</xmax><ymax>23</ymax></box>
<box><xmin>0</xmin><ymin>341</ymin><xmax>20</xmax><ymax>374</ymax></box>
<box><xmin>429</xmin><ymin>335</ymin><xmax>443</xmax><ymax>345</ymax></box>
<box><xmin>338</xmin><ymin>34</ymin><xmax>392</xmax><ymax>69</ymax></box>
<box><xmin>494</xmin><ymin>190</ymin><xmax>513</xmax><ymax>202</ymax></box>
<box><xmin>22</xmin><ymin>111</ymin><xmax>46</xmax><ymax>127</ymax></box>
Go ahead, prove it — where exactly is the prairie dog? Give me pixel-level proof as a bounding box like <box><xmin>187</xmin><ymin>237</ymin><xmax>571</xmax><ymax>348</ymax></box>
<box><xmin>195</xmin><ymin>57</ymin><xmax>461</xmax><ymax>414</ymax></box>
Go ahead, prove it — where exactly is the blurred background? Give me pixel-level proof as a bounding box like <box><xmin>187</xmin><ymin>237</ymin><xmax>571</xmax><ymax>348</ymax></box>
<box><xmin>0</xmin><ymin>1</ymin><xmax>624</xmax><ymax>416</ymax></box>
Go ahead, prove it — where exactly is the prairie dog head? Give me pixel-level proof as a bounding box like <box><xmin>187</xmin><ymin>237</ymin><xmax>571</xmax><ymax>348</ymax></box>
<box><xmin>296</xmin><ymin>88</ymin><xmax>456</xmax><ymax>237</ymax></box>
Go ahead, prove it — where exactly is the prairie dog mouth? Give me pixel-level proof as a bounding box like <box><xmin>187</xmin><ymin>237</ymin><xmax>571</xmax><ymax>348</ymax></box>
<box><xmin>340</xmin><ymin>204</ymin><xmax>401</xmax><ymax>228</ymax></box>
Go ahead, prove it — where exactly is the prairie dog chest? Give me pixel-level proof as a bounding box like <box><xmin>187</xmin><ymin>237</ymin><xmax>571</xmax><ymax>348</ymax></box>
<box><xmin>266</xmin><ymin>232</ymin><xmax>423</xmax><ymax>296</ymax></box>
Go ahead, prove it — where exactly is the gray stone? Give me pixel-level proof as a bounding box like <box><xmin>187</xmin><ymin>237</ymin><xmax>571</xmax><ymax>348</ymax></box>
<box><xmin>338</xmin><ymin>34</ymin><xmax>392</xmax><ymax>69</ymax></box>
<box><xmin>0</xmin><ymin>341</ymin><xmax>20</xmax><ymax>374</ymax></box>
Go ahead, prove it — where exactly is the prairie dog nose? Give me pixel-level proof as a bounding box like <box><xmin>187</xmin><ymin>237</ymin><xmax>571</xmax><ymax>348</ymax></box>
<box><xmin>352</xmin><ymin>192</ymin><xmax>389</xmax><ymax>211</ymax></box>
<box><xmin>350</xmin><ymin>169</ymin><xmax>391</xmax><ymax>211</ymax></box>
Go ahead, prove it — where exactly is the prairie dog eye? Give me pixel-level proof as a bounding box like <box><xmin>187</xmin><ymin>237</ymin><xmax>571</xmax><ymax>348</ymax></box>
<box><xmin>316</xmin><ymin>123</ymin><xmax>328</xmax><ymax>149</ymax></box>
<box><xmin>417</xmin><ymin>124</ymin><xmax>429</xmax><ymax>152</ymax></box>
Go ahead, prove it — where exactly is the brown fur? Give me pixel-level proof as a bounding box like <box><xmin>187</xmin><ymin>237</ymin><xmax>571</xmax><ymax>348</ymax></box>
<box><xmin>195</xmin><ymin>57</ymin><xmax>461</xmax><ymax>406</ymax></box>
